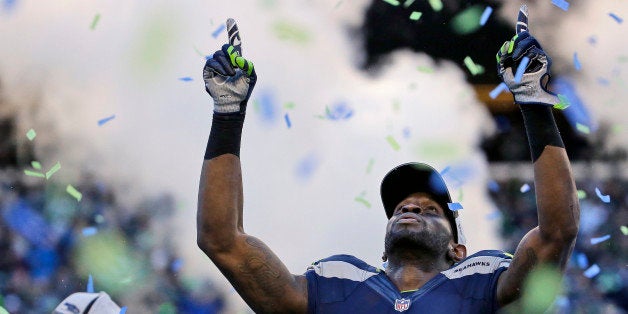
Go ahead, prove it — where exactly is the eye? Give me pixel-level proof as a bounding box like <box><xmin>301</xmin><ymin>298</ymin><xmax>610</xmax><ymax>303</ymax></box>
<box><xmin>425</xmin><ymin>206</ymin><xmax>438</xmax><ymax>215</ymax></box>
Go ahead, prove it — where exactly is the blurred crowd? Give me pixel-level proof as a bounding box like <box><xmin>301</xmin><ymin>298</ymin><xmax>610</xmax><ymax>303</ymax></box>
<box><xmin>0</xmin><ymin>150</ymin><xmax>226</xmax><ymax>313</ymax></box>
<box><xmin>490</xmin><ymin>174</ymin><xmax>628</xmax><ymax>313</ymax></box>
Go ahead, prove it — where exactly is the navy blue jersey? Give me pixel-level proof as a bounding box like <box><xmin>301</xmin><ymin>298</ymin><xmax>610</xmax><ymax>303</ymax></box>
<box><xmin>305</xmin><ymin>250</ymin><xmax>511</xmax><ymax>314</ymax></box>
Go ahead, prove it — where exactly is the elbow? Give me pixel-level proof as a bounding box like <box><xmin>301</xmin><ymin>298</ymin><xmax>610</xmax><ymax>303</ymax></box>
<box><xmin>197</xmin><ymin>226</ymin><xmax>239</xmax><ymax>257</ymax></box>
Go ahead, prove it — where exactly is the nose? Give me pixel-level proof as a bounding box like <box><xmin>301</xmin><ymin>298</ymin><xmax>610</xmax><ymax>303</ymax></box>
<box><xmin>400</xmin><ymin>205</ymin><xmax>422</xmax><ymax>214</ymax></box>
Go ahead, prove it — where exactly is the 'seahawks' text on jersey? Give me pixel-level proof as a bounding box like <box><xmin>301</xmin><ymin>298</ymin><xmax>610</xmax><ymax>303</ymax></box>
<box><xmin>304</xmin><ymin>250</ymin><xmax>511</xmax><ymax>313</ymax></box>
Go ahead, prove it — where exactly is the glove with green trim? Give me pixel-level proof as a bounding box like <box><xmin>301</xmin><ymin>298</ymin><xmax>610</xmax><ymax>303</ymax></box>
<box><xmin>203</xmin><ymin>19</ymin><xmax>257</xmax><ymax>115</ymax></box>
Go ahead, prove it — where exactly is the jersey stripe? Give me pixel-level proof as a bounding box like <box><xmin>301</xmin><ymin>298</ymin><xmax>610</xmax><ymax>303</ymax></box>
<box><xmin>441</xmin><ymin>255</ymin><xmax>511</xmax><ymax>280</ymax></box>
<box><xmin>312</xmin><ymin>260</ymin><xmax>379</xmax><ymax>282</ymax></box>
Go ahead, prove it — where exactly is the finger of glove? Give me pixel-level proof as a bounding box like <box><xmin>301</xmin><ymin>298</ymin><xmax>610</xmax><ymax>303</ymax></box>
<box><xmin>205</xmin><ymin>50</ymin><xmax>236</xmax><ymax>77</ymax></box>
<box><xmin>226</xmin><ymin>18</ymin><xmax>242</xmax><ymax>56</ymax></box>
<box><xmin>516</xmin><ymin>4</ymin><xmax>529</xmax><ymax>34</ymax></box>
<box><xmin>511</xmin><ymin>34</ymin><xmax>544</xmax><ymax>62</ymax></box>
<box><xmin>222</xmin><ymin>44</ymin><xmax>256</xmax><ymax>77</ymax></box>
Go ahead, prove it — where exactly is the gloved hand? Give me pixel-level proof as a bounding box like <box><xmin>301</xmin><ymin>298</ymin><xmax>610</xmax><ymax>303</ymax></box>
<box><xmin>203</xmin><ymin>18</ymin><xmax>257</xmax><ymax>115</ymax></box>
<box><xmin>496</xmin><ymin>5</ymin><xmax>559</xmax><ymax>106</ymax></box>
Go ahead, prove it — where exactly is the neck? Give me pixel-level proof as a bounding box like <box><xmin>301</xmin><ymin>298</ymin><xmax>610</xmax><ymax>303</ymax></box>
<box><xmin>385</xmin><ymin>253</ymin><xmax>452</xmax><ymax>292</ymax></box>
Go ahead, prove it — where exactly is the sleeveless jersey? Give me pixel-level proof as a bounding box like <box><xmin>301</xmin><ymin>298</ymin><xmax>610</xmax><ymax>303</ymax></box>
<box><xmin>305</xmin><ymin>250</ymin><xmax>511</xmax><ymax>313</ymax></box>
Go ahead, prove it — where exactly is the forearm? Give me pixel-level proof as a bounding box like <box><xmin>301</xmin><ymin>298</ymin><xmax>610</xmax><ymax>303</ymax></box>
<box><xmin>521</xmin><ymin>106</ymin><xmax>579</xmax><ymax>243</ymax></box>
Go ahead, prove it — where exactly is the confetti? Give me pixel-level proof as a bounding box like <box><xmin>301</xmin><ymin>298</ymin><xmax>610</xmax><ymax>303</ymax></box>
<box><xmin>366</xmin><ymin>158</ymin><xmax>375</xmax><ymax>174</ymax></box>
<box><xmin>272</xmin><ymin>20</ymin><xmax>311</xmax><ymax>44</ymax></box>
<box><xmin>87</xmin><ymin>274</ymin><xmax>94</xmax><ymax>293</ymax></box>
<box><xmin>590</xmin><ymin>234</ymin><xmax>611</xmax><ymax>245</ymax></box>
<box><xmin>45</xmin><ymin>162</ymin><xmax>61</xmax><ymax>179</ymax></box>
<box><xmin>480</xmin><ymin>6</ymin><xmax>493</xmax><ymax>26</ymax></box>
<box><xmin>26</xmin><ymin>128</ymin><xmax>36</xmax><ymax>141</ymax></box>
<box><xmin>120</xmin><ymin>307</ymin><xmax>128</xmax><ymax>314</ymax></box>
<box><xmin>90</xmin><ymin>13</ymin><xmax>101</xmax><ymax>30</ymax></box>
<box><xmin>284</xmin><ymin>113</ymin><xmax>292</xmax><ymax>128</ymax></box>
<box><xmin>520</xmin><ymin>183</ymin><xmax>530</xmax><ymax>193</ymax></box>
<box><xmin>551</xmin><ymin>0</ymin><xmax>569</xmax><ymax>11</ymax></box>
<box><xmin>211</xmin><ymin>24</ymin><xmax>226</xmax><ymax>38</ymax></box>
<box><xmin>31</xmin><ymin>161</ymin><xmax>42</xmax><ymax>170</ymax></box>
<box><xmin>485</xmin><ymin>211</ymin><xmax>501</xmax><ymax>220</ymax></box>
<box><xmin>23</xmin><ymin>170</ymin><xmax>44</xmax><ymax>178</ymax></box>
<box><xmin>382</xmin><ymin>0</ymin><xmax>400</xmax><ymax>6</ymax></box>
<box><xmin>489</xmin><ymin>82</ymin><xmax>508</xmax><ymax>99</ymax></box>
<box><xmin>554</xmin><ymin>94</ymin><xmax>570</xmax><ymax>110</ymax></box>
<box><xmin>583</xmin><ymin>264</ymin><xmax>600</xmax><ymax>278</ymax></box>
<box><xmin>488</xmin><ymin>180</ymin><xmax>500</xmax><ymax>192</ymax></box>
<box><xmin>66</xmin><ymin>184</ymin><xmax>83</xmax><ymax>202</ymax></box>
<box><xmin>82</xmin><ymin>227</ymin><xmax>98</xmax><ymax>237</ymax></box>
<box><xmin>295</xmin><ymin>153</ymin><xmax>320</xmax><ymax>181</ymax></box>
<box><xmin>98</xmin><ymin>115</ymin><xmax>116</xmax><ymax>126</ymax></box>
<box><xmin>256</xmin><ymin>90</ymin><xmax>279</xmax><ymax>124</ymax></box>
<box><xmin>447</xmin><ymin>202</ymin><xmax>463</xmax><ymax>211</ymax></box>
<box><xmin>620</xmin><ymin>226</ymin><xmax>628</xmax><ymax>235</ymax></box>
<box><xmin>451</xmin><ymin>5</ymin><xmax>484</xmax><ymax>34</ymax></box>
<box><xmin>334</xmin><ymin>1</ymin><xmax>343</xmax><ymax>9</ymax></box>
<box><xmin>514</xmin><ymin>56</ymin><xmax>530</xmax><ymax>83</ymax></box>
<box><xmin>386</xmin><ymin>135</ymin><xmax>400</xmax><ymax>151</ymax></box>
<box><xmin>403</xmin><ymin>0</ymin><xmax>416</xmax><ymax>8</ymax></box>
<box><xmin>595</xmin><ymin>187</ymin><xmax>610</xmax><ymax>203</ymax></box>
<box><xmin>609</xmin><ymin>13</ymin><xmax>623</xmax><ymax>24</ymax></box>
<box><xmin>577</xmin><ymin>190</ymin><xmax>587</xmax><ymax>199</ymax></box>
<box><xmin>463</xmin><ymin>56</ymin><xmax>484</xmax><ymax>75</ymax></box>
<box><xmin>284</xmin><ymin>101</ymin><xmax>296</xmax><ymax>109</ymax></box>
<box><xmin>171</xmin><ymin>258</ymin><xmax>184</xmax><ymax>272</ymax></box>
<box><xmin>409</xmin><ymin>11</ymin><xmax>422</xmax><ymax>21</ymax></box>
<box><xmin>0</xmin><ymin>306</ymin><xmax>7</xmax><ymax>314</ymax></box>
<box><xmin>325</xmin><ymin>101</ymin><xmax>353</xmax><ymax>120</ymax></box>
<box><xmin>428</xmin><ymin>0</ymin><xmax>442</xmax><ymax>12</ymax></box>
<box><xmin>417</xmin><ymin>66</ymin><xmax>434</xmax><ymax>73</ymax></box>
<box><xmin>576</xmin><ymin>123</ymin><xmax>590</xmax><ymax>134</ymax></box>
<box><xmin>576</xmin><ymin>253</ymin><xmax>588</xmax><ymax>269</ymax></box>
<box><xmin>597</xmin><ymin>77</ymin><xmax>610</xmax><ymax>86</ymax></box>
<box><xmin>354</xmin><ymin>196</ymin><xmax>371</xmax><ymax>208</ymax></box>
<box><xmin>178</xmin><ymin>77</ymin><xmax>193</xmax><ymax>82</ymax></box>
<box><xmin>573</xmin><ymin>52</ymin><xmax>581</xmax><ymax>71</ymax></box>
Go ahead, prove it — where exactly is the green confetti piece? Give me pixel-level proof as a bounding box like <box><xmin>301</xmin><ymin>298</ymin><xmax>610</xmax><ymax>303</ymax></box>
<box><xmin>618</xmin><ymin>55</ymin><xmax>628</xmax><ymax>63</ymax></box>
<box><xmin>354</xmin><ymin>196</ymin><xmax>371</xmax><ymax>208</ymax></box>
<box><xmin>386</xmin><ymin>135</ymin><xmax>400</xmax><ymax>151</ymax></box>
<box><xmin>158</xmin><ymin>302</ymin><xmax>176</xmax><ymax>314</ymax></box>
<box><xmin>576</xmin><ymin>123</ymin><xmax>590</xmax><ymax>134</ymax></box>
<box><xmin>621</xmin><ymin>225</ymin><xmax>628</xmax><ymax>235</ymax></box>
<box><xmin>612</xmin><ymin>124</ymin><xmax>622</xmax><ymax>133</ymax></box>
<box><xmin>193</xmin><ymin>46</ymin><xmax>206</xmax><ymax>58</ymax></box>
<box><xmin>66</xmin><ymin>184</ymin><xmax>83</xmax><ymax>202</ymax></box>
<box><xmin>284</xmin><ymin>102</ymin><xmax>296</xmax><ymax>109</ymax></box>
<box><xmin>45</xmin><ymin>162</ymin><xmax>61</xmax><ymax>179</ymax></box>
<box><xmin>382</xmin><ymin>0</ymin><xmax>400</xmax><ymax>6</ymax></box>
<box><xmin>428</xmin><ymin>0</ymin><xmax>443</xmax><ymax>12</ymax></box>
<box><xmin>403</xmin><ymin>0</ymin><xmax>416</xmax><ymax>7</ymax></box>
<box><xmin>463</xmin><ymin>56</ymin><xmax>484</xmax><ymax>75</ymax></box>
<box><xmin>417</xmin><ymin>66</ymin><xmax>434</xmax><ymax>73</ymax></box>
<box><xmin>392</xmin><ymin>99</ymin><xmax>401</xmax><ymax>112</ymax></box>
<box><xmin>334</xmin><ymin>1</ymin><xmax>343</xmax><ymax>9</ymax></box>
<box><xmin>0</xmin><ymin>305</ymin><xmax>8</xmax><ymax>314</ymax></box>
<box><xmin>26</xmin><ymin>128</ymin><xmax>36</xmax><ymax>141</ymax></box>
<box><xmin>90</xmin><ymin>13</ymin><xmax>101</xmax><ymax>30</ymax></box>
<box><xmin>366</xmin><ymin>158</ymin><xmax>375</xmax><ymax>174</ymax></box>
<box><xmin>31</xmin><ymin>161</ymin><xmax>42</xmax><ymax>170</ymax></box>
<box><xmin>577</xmin><ymin>190</ymin><xmax>587</xmax><ymax>199</ymax></box>
<box><xmin>458</xmin><ymin>188</ymin><xmax>463</xmax><ymax>201</ymax></box>
<box><xmin>554</xmin><ymin>94</ymin><xmax>571</xmax><ymax>110</ymax></box>
<box><xmin>451</xmin><ymin>5</ymin><xmax>483</xmax><ymax>35</ymax></box>
<box><xmin>24</xmin><ymin>170</ymin><xmax>45</xmax><ymax>178</ymax></box>
<box><xmin>272</xmin><ymin>20</ymin><xmax>311</xmax><ymax>44</ymax></box>
<box><xmin>409</xmin><ymin>11</ymin><xmax>422</xmax><ymax>21</ymax></box>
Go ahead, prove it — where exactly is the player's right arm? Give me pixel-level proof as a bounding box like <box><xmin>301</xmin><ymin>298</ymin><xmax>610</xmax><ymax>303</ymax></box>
<box><xmin>196</xmin><ymin>19</ymin><xmax>308</xmax><ymax>313</ymax></box>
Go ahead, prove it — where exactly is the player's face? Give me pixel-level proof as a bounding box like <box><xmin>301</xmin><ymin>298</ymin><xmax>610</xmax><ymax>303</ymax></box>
<box><xmin>384</xmin><ymin>192</ymin><xmax>453</xmax><ymax>257</ymax></box>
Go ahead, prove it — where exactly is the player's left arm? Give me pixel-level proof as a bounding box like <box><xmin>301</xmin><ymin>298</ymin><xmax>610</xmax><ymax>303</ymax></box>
<box><xmin>494</xmin><ymin>5</ymin><xmax>580</xmax><ymax>306</ymax></box>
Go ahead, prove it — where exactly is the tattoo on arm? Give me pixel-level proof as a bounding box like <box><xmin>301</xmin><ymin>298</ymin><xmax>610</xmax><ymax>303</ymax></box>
<box><xmin>237</xmin><ymin>237</ymin><xmax>286</xmax><ymax>298</ymax></box>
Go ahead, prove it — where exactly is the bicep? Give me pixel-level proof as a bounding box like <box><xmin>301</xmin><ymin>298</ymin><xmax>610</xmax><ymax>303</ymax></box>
<box><xmin>496</xmin><ymin>227</ymin><xmax>575</xmax><ymax>307</ymax></box>
<box><xmin>210</xmin><ymin>234</ymin><xmax>308</xmax><ymax>313</ymax></box>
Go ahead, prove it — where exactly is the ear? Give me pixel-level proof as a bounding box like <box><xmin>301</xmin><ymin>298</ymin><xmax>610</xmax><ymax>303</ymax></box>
<box><xmin>448</xmin><ymin>243</ymin><xmax>467</xmax><ymax>263</ymax></box>
<box><xmin>382</xmin><ymin>252</ymin><xmax>387</xmax><ymax>262</ymax></box>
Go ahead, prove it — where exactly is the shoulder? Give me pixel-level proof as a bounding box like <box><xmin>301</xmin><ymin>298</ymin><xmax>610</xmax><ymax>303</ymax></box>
<box><xmin>441</xmin><ymin>250</ymin><xmax>512</xmax><ymax>280</ymax></box>
<box><xmin>306</xmin><ymin>254</ymin><xmax>381</xmax><ymax>281</ymax></box>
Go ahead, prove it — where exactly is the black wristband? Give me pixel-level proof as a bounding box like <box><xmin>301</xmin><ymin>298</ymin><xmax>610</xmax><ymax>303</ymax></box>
<box><xmin>520</xmin><ymin>105</ymin><xmax>564</xmax><ymax>162</ymax></box>
<box><xmin>204</xmin><ymin>113</ymin><xmax>245</xmax><ymax>160</ymax></box>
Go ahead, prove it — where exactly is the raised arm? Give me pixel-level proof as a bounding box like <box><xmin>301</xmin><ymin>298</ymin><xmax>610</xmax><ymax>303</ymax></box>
<box><xmin>196</xmin><ymin>19</ymin><xmax>307</xmax><ymax>313</ymax></box>
<box><xmin>494</xmin><ymin>6</ymin><xmax>579</xmax><ymax>307</ymax></box>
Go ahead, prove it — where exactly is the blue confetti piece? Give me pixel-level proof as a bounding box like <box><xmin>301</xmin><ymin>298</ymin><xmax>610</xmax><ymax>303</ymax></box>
<box><xmin>211</xmin><ymin>24</ymin><xmax>226</xmax><ymax>38</ymax></box>
<box><xmin>595</xmin><ymin>187</ymin><xmax>610</xmax><ymax>203</ymax></box>
<box><xmin>479</xmin><ymin>6</ymin><xmax>493</xmax><ymax>26</ymax></box>
<box><xmin>597</xmin><ymin>77</ymin><xmax>610</xmax><ymax>86</ymax></box>
<box><xmin>487</xmin><ymin>180</ymin><xmax>500</xmax><ymax>192</ymax></box>
<box><xmin>551</xmin><ymin>0</ymin><xmax>569</xmax><ymax>11</ymax></box>
<box><xmin>573</xmin><ymin>52</ymin><xmax>581</xmax><ymax>71</ymax></box>
<box><xmin>583</xmin><ymin>264</ymin><xmax>600</xmax><ymax>278</ymax></box>
<box><xmin>447</xmin><ymin>202</ymin><xmax>463</xmax><ymax>211</ymax></box>
<box><xmin>284</xmin><ymin>113</ymin><xmax>291</xmax><ymax>128</ymax></box>
<box><xmin>178</xmin><ymin>77</ymin><xmax>193</xmax><ymax>82</ymax></box>
<box><xmin>325</xmin><ymin>101</ymin><xmax>354</xmax><ymax>120</ymax></box>
<box><xmin>514</xmin><ymin>56</ymin><xmax>530</xmax><ymax>83</ymax></box>
<box><xmin>120</xmin><ymin>306</ymin><xmax>127</xmax><ymax>314</ymax></box>
<box><xmin>257</xmin><ymin>90</ymin><xmax>279</xmax><ymax>124</ymax></box>
<box><xmin>520</xmin><ymin>183</ymin><xmax>530</xmax><ymax>193</ymax></box>
<box><xmin>489</xmin><ymin>82</ymin><xmax>508</xmax><ymax>99</ymax></box>
<box><xmin>82</xmin><ymin>227</ymin><xmax>98</xmax><ymax>237</ymax></box>
<box><xmin>587</xmin><ymin>36</ymin><xmax>597</xmax><ymax>45</ymax></box>
<box><xmin>609</xmin><ymin>13</ymin><xmax>623</xmax><ymax>24</ymax></box>
<box><xmin>295</xmin><ymin>153</ymin><xmax>320</xmax><ymax>182</ymax></box>
<box><xmin>171</xmin><ymin>258</ymin><xmax>184</xmax><ymax>272</ymax></box>
<box><xmin>97</xmin><ymin>115</ymin><xmax>116</xmax><ymax>126</ymax></box>
<box><xmin>2</xmin><ymin>0</ymin><xmax>17</xmax><ymax>11</ymax></box>
<box><xmin>590</xmin><ymin>234</ymin><xmax>611</xmax><ymax>245</ymax></box>
<box><xmin>576</xmin><ymin>253</ymin><xmax>588</xmax><ymax>269</ymax></box>
<box><xmin>87</xmin><ymin>274</ymin><xmax>94</xmax><ymax>293</ymax></box>
<box><xmin>485</xmin><ymin>211</ymin><xmax>501</xmax><ymax>220</ymax></box>
<box><xmin>402</xmin><ymin>127</ymin><xmax>411</xmax><ymax>139</ymax></box>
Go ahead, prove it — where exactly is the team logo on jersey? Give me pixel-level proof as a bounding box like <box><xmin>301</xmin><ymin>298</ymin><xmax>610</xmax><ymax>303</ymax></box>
<box><xmin>394</xmin><ymin>298</ymin><xmax>411</xmax><ymax>312</ymax></box>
